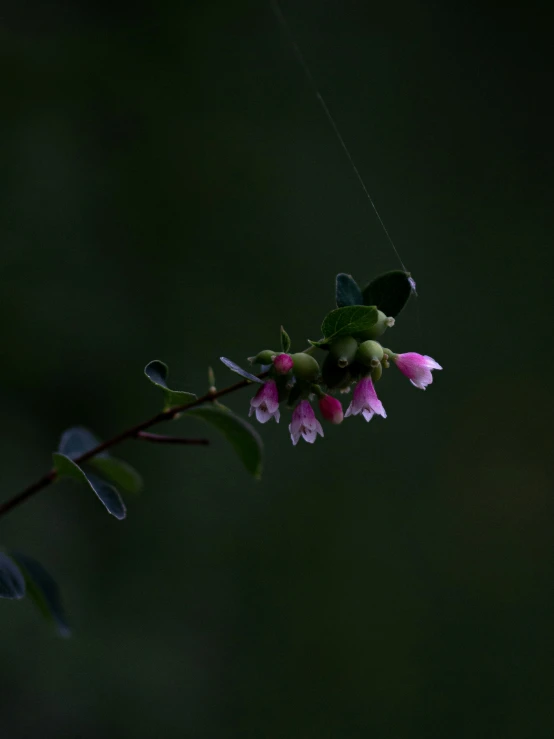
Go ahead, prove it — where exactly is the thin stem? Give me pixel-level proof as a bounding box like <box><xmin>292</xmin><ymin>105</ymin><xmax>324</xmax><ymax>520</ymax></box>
<box><xmin>136</xmin><ymin>432</ymin><xmax>209</xmax><ymax>445</ymax></box>
<box><xmin>0</xmin><ymin>370</ymin><xmax>269</xmax><ymax>521</ymax></box>
<box><xmin>0</xmin><ymin>346</ymin><xmax>317</xmax><ymax>521</ymax></box>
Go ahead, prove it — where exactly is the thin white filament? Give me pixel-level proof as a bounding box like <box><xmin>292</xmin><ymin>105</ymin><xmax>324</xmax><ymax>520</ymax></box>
<box><xmin>270</xmin><ymin>0</ymin><xmax>411</xmax><ymax>277</ymax></box>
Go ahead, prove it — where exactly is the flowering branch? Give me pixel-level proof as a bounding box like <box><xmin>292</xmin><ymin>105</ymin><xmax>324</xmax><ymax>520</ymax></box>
<box><xmin>0</xmin><ymin>269</ymin><xmax>442</xmax><ymax>636</ymax></box>
<box><xmin>0</xmin><ymin>371</ymin><xmax>267</xmax><ymax>522</ymax></box>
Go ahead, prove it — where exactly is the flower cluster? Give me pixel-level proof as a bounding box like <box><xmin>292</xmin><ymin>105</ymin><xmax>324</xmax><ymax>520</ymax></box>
<box><xmin>246</xmin><ymin>315</ymin><xmax>442</xmax><ymax>445</ymax></box>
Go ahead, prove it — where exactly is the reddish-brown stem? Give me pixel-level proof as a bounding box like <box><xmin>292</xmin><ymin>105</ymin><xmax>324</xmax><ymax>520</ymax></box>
<box><xmin>0</xmin><ymin>370</ymin><xmax>269</xmax><ymax>521</ymax></box>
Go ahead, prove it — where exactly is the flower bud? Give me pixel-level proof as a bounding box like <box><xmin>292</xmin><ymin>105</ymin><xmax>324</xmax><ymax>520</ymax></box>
<box><xmin>356</xmin><ymin>340</ymin><xmax>384</xmax><ymax>368</ymax></box>
<box><xmin>291</xmin><ymin>353</ymin><xmax>320</xmax><ymax>381</ymax></box>
<box><xmin>371</xmin><ymin>362</ymin><xmax>382</xmax><ymax>382</ymax></box>
<box><xmin>318</xmin><ymin>394</ymin><xmax>344</xmax><ymax>424</ymax></box>
<box><xmin>272</xmin><ymin>353</ymin><xmax>294</xmax><ymax>374</ymax></box>
<box><xmin>355</xmin><ymin>310</ymin><xmax>395</xmax><ymax>340</ymax></box>
<box><xmin>329</xmin><ymin>336</ymin><xmax>358</xmax><ymax>368</ymax></box>
<box><xmin>250</xmin><ymin>349</ymin><xmax>277</xmax><ymax>365</ymax></box>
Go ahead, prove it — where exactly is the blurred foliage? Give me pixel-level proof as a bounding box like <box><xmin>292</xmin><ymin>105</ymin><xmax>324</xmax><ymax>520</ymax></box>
<box><xmin>1</xmin><ymin>0</ymin><xmax>553</xmax><ymax>737</ymax></box>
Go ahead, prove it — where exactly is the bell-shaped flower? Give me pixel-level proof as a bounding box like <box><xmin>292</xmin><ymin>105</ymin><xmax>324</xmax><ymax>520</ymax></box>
<box><xmin>318</xmin><ymin>394</ymin><xmax>344</xmax><ymax>425</ymax></box>
<box><xmin>249</xmin><ymin>379</ymin><xmax>280</xmax><ymax>424</ymax></box>
<box><xmin>394</xmin><ymin>353</ymin><xmax>442</xmax><ymax>390</ymax></box>
<box><xmin>289</xmin><ymin>400</ymin><xmax>324</xmax><ymax>445</ymax></box>
<box><xmin>344</xmin><ymin>376</ymin><xmax>386</xmax><ymax>422</ymax></box>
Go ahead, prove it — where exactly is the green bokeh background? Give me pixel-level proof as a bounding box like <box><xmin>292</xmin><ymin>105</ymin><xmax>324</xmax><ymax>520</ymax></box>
<box><xmin>1</xmin><ymin>2</ymin><xmax>553</xmax><ymax>737</ymax></box>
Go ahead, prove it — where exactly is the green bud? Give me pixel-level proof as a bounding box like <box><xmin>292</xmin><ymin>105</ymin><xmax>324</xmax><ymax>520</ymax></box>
<box><xmin>371</xmin><ymin>362</ymin><xmax>383</xmax><ymax>382</ymax></box>
<box><xmin>321</xmin><ymin>353</ymin><xmax>352</xmax><ymax>390</ymax></box>
<box><xmin>355</xmin><ymin>310</ymin><xmax>395</xmax><ymax>340</ymax></box>
<box><xmin>356</xmin><ymin>340</ymin><xmax>384</xmax><ymax>368</ymax></box>
<box><xmin>291</xmin><ymin>353</ymin><xmax>320</xmax><ymax>381</ymax></box>
<box><xmin>250</xmin><ymin>349</ymin><xmax>277</xmax><ymax>365</ymax></box>
<box><xmin>329</xmin><ymin>335</ymin><xmax>358</xmax><ymax>368</ymax></box>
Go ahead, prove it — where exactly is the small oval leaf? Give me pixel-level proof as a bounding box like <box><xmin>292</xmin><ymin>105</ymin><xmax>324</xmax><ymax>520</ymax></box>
<box><xmin>280</xmin><ymin>326</ymin><xmax>292</xmax><ymax>353</ymax></box>
<box><xmin>336</xmin><ymin>273</ymin><xmax>363</xmax><ymax>307</ymax></box>
<box><xmin>362</xmin><ymin>270</ymin><xmax>413</xmax><ymax>317</ymax></box>
<box><xmin>187</xmin><ymin>406</ymin><xmax>263</xmax><ymax>479</ymax></box>
<box><xmin>53</xmin><ymin>453</ymin><xmax>126</xmax><ymax>520</ymax></box>
<box><xmin>317</xmin><ymin>305</ymin><xmax>378</xmax><ymax>344</ymax></box>
<box><xmin>219</xmin><ymin>357</ymin><xmax>264</xmax><ymax>384</ymax></box>
<box><xmin>88</xmin><ymin>457</ymin><xmax>143</xmax><ymax>495</ymax></box>
<box><xmin>144</xmin><ymin>360</ymin><xmax>197</xmax><ymax>410</ymax></box>
<box><xmin>0</xmin><ymin>552</ymin><xmax>26</xmax><ymax>599</ymax></box>
<box><xmin>58</xmin><ymin>427</ymin><xmax>142</xmax><ymax>494</ymax></box>
<box><xmin>10</xmin><ymin>552</ymin><xmax>70</xmax><ymax>637</ymax></box>
<box><xmin>59</xmin><ymin>426</ymin><xmax>105</xmax><ymax>459</ymax></box>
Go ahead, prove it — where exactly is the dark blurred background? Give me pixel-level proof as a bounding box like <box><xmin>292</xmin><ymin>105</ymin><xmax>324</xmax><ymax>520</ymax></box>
<box><xmin>1</xmin><ymin>1</ymin><xmax>553</xmax><ymax>737</ymax></box>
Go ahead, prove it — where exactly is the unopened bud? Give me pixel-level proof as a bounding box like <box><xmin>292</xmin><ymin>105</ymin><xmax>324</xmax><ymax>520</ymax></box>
<box><xmin>357</xmin><ymin>340</ymin><xmax>384</xmax><ymax>368</ymax></box>
<box><xmin>273</xmin><ymin>353</ymin><xmax>294</xmax><ymax>374</ymax></box>
<box><xmin>371</xmin><ymin>362</ymin><xmax>383</xmax><ymax>382</ymax></box>
<box><xmin>318</xmin><ymin>394</ymin><xmax>344</xmax><ymax>424</ymax></box>
<box><xmin>250</xmin><ymin>349</ymin><xmax>277</xmax><ymax>365</ymax></box>
<box><xmin>356</xmin><ymin>310</ymin><xmax>395</xmax><ymax>340</ymax></box>
<box><xmin>329</xmin><ymin>336</ymin><xmax>358</xmax><ymax>368</ymax></box>
<box><xmin>291</xmin><ymin>353</ymin><xmax>320</xmax><ymax>381</ymax></box>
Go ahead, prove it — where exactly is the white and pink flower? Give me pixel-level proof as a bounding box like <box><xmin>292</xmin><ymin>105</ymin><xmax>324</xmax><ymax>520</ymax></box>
<box><xmin>249</xmin><ymin>379</ymin><xmax>280</xmax><ymax>424</ymax></box>
<box><xmin>345</xmin><ymin>376</ymin><xmax>386</xmax><ymax>422</ymax></box>
<box><xmin>394</xmin><ymin>352</ymin><xmax>442</xmax><ymax>390</ymax></box>
<box><xmin>289</xmin><ymin>400</ymin><xmax>324</xmax><ymax>445</ymax></box>
<box><xmin>318</xmin><ymin>394</ymin><xmax>344</xmax><ymax>425</ymax></box>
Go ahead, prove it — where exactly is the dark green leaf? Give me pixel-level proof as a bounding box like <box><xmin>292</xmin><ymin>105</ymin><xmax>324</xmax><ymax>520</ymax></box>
<box><xmin>59</xmin><ymin>426</ymin><xmax>142</xmax><ymax>494</ymax></box>
<box><xmin>187</xmin><ymin>406</ymin><xmax>263</xmax><ymax>479</ymax></box>
<box><xmin>88</xmin><ymin>457</ymin><xmax>143</xmax><ymax>495</ymax></box>
<box><xmin>144</xmin><ymin>360</ymin><xmax>197</xmax><ymax>410</ymax></box>
<box><xmin>59</xmin><ymin>426</ymin><xmax>105</xmax><ymax>459</ymax></box>
<box><xmin>280</xmin><ymin>326</ymin><xmax>291</xmax><ymax>353</ymax></box>
<box><xmin>335</xmin><ymin>273</ymin><xmax>363</xmax><ymax>307</ymax></box>
<box><xmin>219</xmin><ymin>357</ymin><xmax>264</xmax><ymax>384</ymax></box>
<box><xmin>308</xmin><ymin>338</ymin><xmax>329</xmax><ymax>349</ymax></box>
<box><xmin>53</xmin><ymin>453</ymin><xmax>126</xmax><ymax>520</ymax></box>
<box><xmin>362</xmin><ymin>270</ymin><xmax>413</xmax><ymax>317</ymax></box>
<box><xmin>316</xmin><ymin>305</ymin><xmax>378</xmax><ymax>344</ymax></box>
<box><xmin>10</xmin><ymin>552</ymin><xmax>70</xmax><ymax>637</ymax></box>
<box><xmin>0</xmin><ymin>552</ymin><xmax>25</xmax><ymax>599</ymax></box>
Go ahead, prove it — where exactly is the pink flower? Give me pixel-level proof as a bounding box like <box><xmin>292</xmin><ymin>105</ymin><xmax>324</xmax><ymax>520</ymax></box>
<box><xmin>394</xmin><ymin>352</ymin><xmax>442</xmax><ymax>390</ymax></box>
<box><xmin>249</xmin><ymin>379</ymin><xmax>280</xmax><ymax>424</ymax></box>
<box><xmin>318</xmin><ymin>394</ymin><xmax>344</xmax><ymax>424</ymax></box>
<box><xmin>273</xmin><ymin>353</ymin><xmax>293</xmax><ymax>374</ymax></box>
<box><xmin>344</xmin><ymin>376</ymin><xmax>386</xmax><ymax>422</ymax></box>
<box><xmin>289</xmin><ymin>400</ymin><xmax>324</xmax><ymax>445</ymax></box>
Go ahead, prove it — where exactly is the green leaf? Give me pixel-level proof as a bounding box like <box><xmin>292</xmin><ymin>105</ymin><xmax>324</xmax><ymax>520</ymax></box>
<box><xmin>0</xmin><ymin>552</ymin><xmax>26</xmax><ymax>599</ymax></box>
<box><xmin>10</xmin><ymin>552</ymin><xmax>70</xmax><ymax>637</ymax></box>
<box><xmin>280</xmin><ymin>326</ymin><xmax>291</xmax><ymax>353</ymax></box>
<box><xmin>219</xmin><ymin>357</ymin><xmax>264</xmax><ymax>384</ymax></box>
<box><xmin>88</xmin><ymin>457</ymin><xmax>143</xmax><ymax>495</ymax></box>
<box><xmin>144</xmin><ymin>360</ymin><xmax>197</xmax><ymax>411</ymax></box>
<box><xmin>53</xmin><ymin>453</ymin><xmax>126</xmax><ymax>520</ymax></box>
<box><xmin>58</xmin><ymin>426</ymin><xmax>142</xmax><ymax>494</ymax></box>
<box><xmin>362</xmin><ymin>270</ymin><xmax>413</xmax><ymax>317</ymax></box>
<box><xmin>316</xmin><ymin>305</ymin><xmax>378</xmax><ymax>344</ymax></box>
<box><xmin>335</xmin><ymin>273</ymin><xmax>363</xmax><ymax>307</ymax></box>
<box><xmin>59</xmin><ymin>426</ymin><xmax>104</xmax><ymax>459</ymax></box>
<box><xmin>187</xmin><ymin>406</ymin><xmax>263</xmax><ymax>479</ymax></box>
